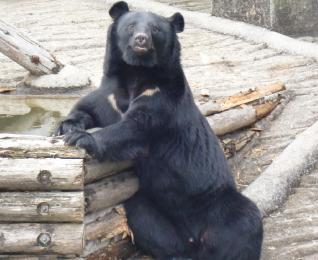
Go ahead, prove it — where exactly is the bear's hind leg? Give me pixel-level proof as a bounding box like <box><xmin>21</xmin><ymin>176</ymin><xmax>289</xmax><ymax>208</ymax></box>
<box><xmin>124</xmin><ymin>191</ymin><xmax>190</xmax><ymax>260</ymax></box>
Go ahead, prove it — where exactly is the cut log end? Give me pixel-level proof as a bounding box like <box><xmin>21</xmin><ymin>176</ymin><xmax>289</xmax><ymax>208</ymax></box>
<box><xmin>253</xmin><ymin>101</ymin><xmax>280</xmax><ymax>120</ymax></box>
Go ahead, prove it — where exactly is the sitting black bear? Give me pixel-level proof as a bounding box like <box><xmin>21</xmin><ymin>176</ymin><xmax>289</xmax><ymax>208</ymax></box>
<box><xmin>55</xmin><ymin>2</ymin><xmax>263</xmax><ymax>259</ymax></box>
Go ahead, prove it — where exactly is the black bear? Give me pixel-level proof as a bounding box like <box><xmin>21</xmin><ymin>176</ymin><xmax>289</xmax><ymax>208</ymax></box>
<box><xmin>55</xmin><ymin>2</ymin><xmax>263</xmax><ymax>259</ymax></box>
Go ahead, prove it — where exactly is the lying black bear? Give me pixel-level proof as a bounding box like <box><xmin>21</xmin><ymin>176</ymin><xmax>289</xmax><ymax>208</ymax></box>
<box><xmin>55</xmin><ymin>2</ymin><xmax>263</xmax><ymax>259</ymax></box>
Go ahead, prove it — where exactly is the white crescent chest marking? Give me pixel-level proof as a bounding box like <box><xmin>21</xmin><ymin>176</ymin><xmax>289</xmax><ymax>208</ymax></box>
<box><xmin>140</xmin><ymin>87</ymin><xmax>160</xmax><ymax>97</ymax></box>
<box><xmin>108</xmin><ymin>94</ymin><xmax>124</xmax><ymax>117</ymax></box>
<box><xmin>132</xmin><ymin>87</ymin><xmax>160</xmax><ymax>103</ymax></box>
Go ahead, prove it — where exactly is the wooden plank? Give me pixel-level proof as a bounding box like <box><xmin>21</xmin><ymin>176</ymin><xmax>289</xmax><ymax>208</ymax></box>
<box><xmin>84</xmin><ymin>159</ymin><xmax>134</xmax><ymax>184</ymax></box>
<box><xmin>85</xmin><ymin>206</ymin><xmax>128</xmax><ymax>242</ymax></box>
<box><xmin>0</xmin><ymin>19</ymin><xmax>64</xmax><ymax>75</ymax></box>
<box><xmin>0</xmin><ymin>191</ymin><xmax>84</xmax><ymax>223</ymax></box>
<box><xmin>85</xmin><ymin>171</ymin><xmax>139</xmax><ymax>214</ymax></box>
<box><xmin>0</xmin><ymin>223</ymin><xmax>83</xmax><ymax>254</ymax></box>
<box><xmin>0</xmin><ymin>134</ymin><xmax>85</xmax><ymax>159</ymax></box>
<box><xmin>0</xmin><ymin>158</ymin><xmax>83</xmax><ymax>191</ymax></box>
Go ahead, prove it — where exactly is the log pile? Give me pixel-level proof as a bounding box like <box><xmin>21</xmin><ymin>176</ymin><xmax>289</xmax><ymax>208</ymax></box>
<box><xmin>199</xmin><ymin>81</ymin><xmax>286</xmax><ymax>157</ymax></box>
<box><xmin>0</xmin><ymin>82</ymin><xmax>286</xmax><ymax>259</ymax></box>
<box><xmin>0</xmin><ymin>134</ymin><xmax>137</xmax><ymax>258</ymax></box>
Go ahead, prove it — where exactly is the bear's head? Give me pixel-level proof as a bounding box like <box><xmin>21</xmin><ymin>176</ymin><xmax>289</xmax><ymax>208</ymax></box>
<box><xmin>108</xmin><ymin>1</ymin><xmax>184</xmax><ymax>68</ymax></box>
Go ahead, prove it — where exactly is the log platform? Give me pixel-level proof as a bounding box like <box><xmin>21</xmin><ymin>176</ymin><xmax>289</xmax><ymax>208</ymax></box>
<box><xmin>0</xmin><ymin>133</ymin><xmax>137</xmax><ymax>258</ymax></box>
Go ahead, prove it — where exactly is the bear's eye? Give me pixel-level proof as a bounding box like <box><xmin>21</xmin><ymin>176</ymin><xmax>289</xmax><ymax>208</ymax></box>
<box><xmin>129</xmin><ymin>23</ymin><xmax>135</xmax><ymax>28</ymax></box>
<box><xmin>152</xmin><ymin>26</ymin><xmax>158</xmax><ymax>32</ymax></box>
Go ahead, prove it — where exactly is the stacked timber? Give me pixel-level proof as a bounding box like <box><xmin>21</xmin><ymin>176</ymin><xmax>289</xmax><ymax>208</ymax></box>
<box><xmin>0</xmin><ymin>134</ymin><xmax>137</xmax><ymax>259</ymax></box>
<box><xmin>0</xmin><ymin>82</ymin><xmax>288</xmax><ymax>259</ymax></box>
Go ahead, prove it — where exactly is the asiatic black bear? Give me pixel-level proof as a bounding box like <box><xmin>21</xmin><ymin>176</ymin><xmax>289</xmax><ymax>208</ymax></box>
<box><xmin>55</xmin><ymin>2</ymin><xmax>263</xmax><ymax>259</ymax></box>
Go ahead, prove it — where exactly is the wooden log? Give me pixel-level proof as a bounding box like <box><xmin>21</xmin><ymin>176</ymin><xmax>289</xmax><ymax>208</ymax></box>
<box><xmin>0</xmin><ymin>134</ymin><xmax>85</xmax><ymax>159</ymax></box>
<box><xmin>0</xmin><ymin>158</ymin><xmax>83</xmax><ymax>191</ymax></box>
<box><xmin>0</xmin><ymin>223</ymin><xmax>83</xmax><ymax>254</ymax></box>
<box><xmin>207</xmin><ymin>100</ymin><xmax>280</xmax><ymax>136</ymax></box>
<box><xmin>253</xmin><ymin>101</ymin><xmax>279</xmax><ymax>120</ymax></box>
<box><xmin>207</xmin><ymin>106</ymin><xmax>257</xmax><ymax>135</ymax></box>
<box><xmin>199</xmin><ymin>81</ymin><xmax>285</xmax><ymax>116</ymax></box>
<box><xmin>85</xmin><ymin>238</ymin><xmax>136</xmax><ymax>260</ymax></box>
<box><xmin>0</xmin><ymin>19</ymin><xmax>64</xmax><ymax>75</ymax></box>
<box><xmin>84</xmin><ymin>158</ymin><xmax>134</xmax><ymax>184</ymax></box>
<box><xmin>85</xmin><ymin>206</ymin><xmax>128</xmax><ymax>242</ymax></box>
<box><xmin>83</xmin><ymin>128</ymin><xmax>135</xmax><ymax>184</ymax></box>
<box><xmin>85</xmin><ymin>171</ymin><xmax>139</xmax><ymax>214</ymax></box>
<box><xmin>0</xmin><ymin>191</ymin><xmax>84</xmax><ymax>223</ymax></box>
<box><xmin>221</xmin><ymin>130</ymin><xmax>256</xmax><ymax>158</ymax></box>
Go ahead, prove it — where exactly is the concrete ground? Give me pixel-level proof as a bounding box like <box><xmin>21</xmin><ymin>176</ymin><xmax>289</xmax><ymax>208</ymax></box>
<box><xmin>1</xmin><ymin>0</ymin><xmax>318</xmax><ymax>259</ymax></box>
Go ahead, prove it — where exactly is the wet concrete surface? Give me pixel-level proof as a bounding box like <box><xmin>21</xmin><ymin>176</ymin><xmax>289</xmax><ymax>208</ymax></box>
<box><xmin>1</xmin><ymin>0</ymin><xmax>318</xmax><ymax>259</ymax></box>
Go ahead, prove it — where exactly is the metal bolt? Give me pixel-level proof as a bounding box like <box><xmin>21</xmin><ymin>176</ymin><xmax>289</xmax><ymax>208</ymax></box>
<box><xmin>37</xmin><ymin>233</ymin><xmax>51</xmax><ymax>247</ymax></box>
<box><xmin>31</xmin><ymin>55</ymin><xmax>39</xmax><ymax>64</ymax></box>
<box><xmin>37</xmin><ymin>202</ymin><xmax>50</xmax><ymax>215</ymax></box>
<box><xmin>37</xmin><ymin>170</ymin><xmax>52</xmax><ymax>185</ymax></box>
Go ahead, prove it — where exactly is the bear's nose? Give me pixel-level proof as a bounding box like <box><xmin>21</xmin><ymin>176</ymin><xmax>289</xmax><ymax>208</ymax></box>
<box><xmin>135</xmin><ymin>33</ymin><xmax>148</xmax><ymax>46</ymax></box>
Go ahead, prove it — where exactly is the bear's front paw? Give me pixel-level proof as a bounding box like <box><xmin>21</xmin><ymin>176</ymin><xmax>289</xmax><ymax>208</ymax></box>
<box><xmin>64</xmin><ymin>131</ymin><xmax>102</xmax><ymax>160</ymax></box>
<box><xmin>54</xmin><ymin>119</ymin><xmax>85</xmax><ymax>136</ymax></box>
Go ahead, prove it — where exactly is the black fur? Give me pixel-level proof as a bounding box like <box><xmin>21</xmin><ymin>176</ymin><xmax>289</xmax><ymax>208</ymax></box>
<box><xmin>55</xmin><ymin>2</ymin><xmax>263</xmax><ymax>259</ymax></box>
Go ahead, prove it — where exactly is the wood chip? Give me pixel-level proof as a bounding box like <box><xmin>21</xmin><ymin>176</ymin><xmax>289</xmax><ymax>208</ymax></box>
<box><xmin>200</xmin><ymin>89</ymin><xmax>210</xmax><ymax>97</ymax></box>
<box><xmin>249</xmin><ymin>128</ymin><xmax>263</xmax><ymax>131</ymax></box>
<box><xmin>236</xmin><ymin>184</ymin><xmax>248</xmax><ymax>187</ymax></box>
<box><xmin>0</xmin><ymin>88</ymin><xmax>15</xmax><ymax>93</ymax></box>
<box><xmin>243</xmin><ymin>151</ymin><xmax>251</xmax><ymax>158</ymax></box>
<box><xmin>252</xmin><ymin>146</ymin><xmax>267</xmax><ymax>153</ymax></box>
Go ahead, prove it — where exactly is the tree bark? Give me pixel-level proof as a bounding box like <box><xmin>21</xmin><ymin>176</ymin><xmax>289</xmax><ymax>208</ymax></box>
<box><xmin>0</xmin><ymin>19</ymin><xmax>63</xmax><ymax>75</ymax></box>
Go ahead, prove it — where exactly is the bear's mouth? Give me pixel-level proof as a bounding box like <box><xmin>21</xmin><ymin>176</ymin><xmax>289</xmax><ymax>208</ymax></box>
<box><xmin>133</xmin><ymin>46</ymin><xmax>150</xmax><ymax>54</ymax></box>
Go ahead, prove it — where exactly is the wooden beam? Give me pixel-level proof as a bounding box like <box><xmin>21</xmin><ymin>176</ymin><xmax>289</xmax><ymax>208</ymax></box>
<box><xmin>85</xmin><ymin>206</ymin><xmax>128</xmax><ymax>242</ymax></box>
<box><xmin>0</xmin><ymin>19</ymin><xmax>64</xmax><ymax>75</ymax></box>
<box><xmin>0</xmin><ymin>158</ymin><xmax>83</xmax><ymax>191</ymax></box>
<box><xmin>0</xmin><ymin>191</ymin><xmax>84</xmax><ymax>223</ymax></box>
<box><xmin>85</xmin><ymin>171</ymin><xmax>139</xmax><ymax>214</ymax></box>
<box><xmin>0</xmin><ymin>223</ymin><xmax>84</xmax><ymax>254</ymax></box>
<box><xmin>0</xmin><ymin>134</ymin><xmax>85</xmax><ymax>159</ymax></box>
<box><xmin>84</xmin><ymin>158</ymin><xmax>134</xmax><ymax>184</ymax></box>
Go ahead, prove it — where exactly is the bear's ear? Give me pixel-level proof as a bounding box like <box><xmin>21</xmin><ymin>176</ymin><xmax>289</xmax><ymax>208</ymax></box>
<box><xmin>168</xmin><ymin>12</ymin><xmax>184</xmax><ymax>33</ymax></box>
<box><xmin>109</xmin><ymin>1</ymin><xmax>129</xmax><ymax>20</ymax></box>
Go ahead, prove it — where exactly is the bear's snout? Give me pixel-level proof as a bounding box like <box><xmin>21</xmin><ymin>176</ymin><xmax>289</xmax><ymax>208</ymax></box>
<box><xmin>133</xmin><ymin>33</ymin><xmax>151</xmax><ymax>54</ymax></box>
<box><xmin>135</xmin><ymin>33</ymin><xmax>148</xmax><ymax>45</ymax></box>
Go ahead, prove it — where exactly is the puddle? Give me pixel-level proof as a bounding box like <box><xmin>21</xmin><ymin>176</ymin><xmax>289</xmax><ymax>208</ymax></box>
<box><xmin>0</xmin><ymin>97</ymin><xmax>79</xmax><ymax>136</ymax></box>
